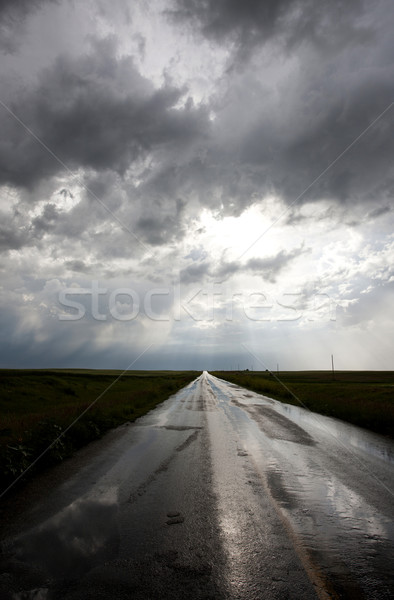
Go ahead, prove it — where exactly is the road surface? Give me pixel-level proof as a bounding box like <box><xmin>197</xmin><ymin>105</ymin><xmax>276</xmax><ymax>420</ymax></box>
<box><xmin>1</xmin><ymin>371</ymin><xmax>394</xmax><ymax>599</ymax></box>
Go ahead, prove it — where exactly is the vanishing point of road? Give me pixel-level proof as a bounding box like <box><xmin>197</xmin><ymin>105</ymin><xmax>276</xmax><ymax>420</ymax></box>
<box><xmin>1</xmin><ymin>372</ymin><xmax>394</xmax><ymax>599</ymax></box>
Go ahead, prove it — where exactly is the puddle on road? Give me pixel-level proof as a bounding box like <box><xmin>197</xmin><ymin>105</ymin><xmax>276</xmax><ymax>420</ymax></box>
<box><xmin>288</xmin><ymin>471</ymin><xmax>394</xmax><ymax>598</ymax></box>
<box><xmin>277</xmin><ymin>402</ymin><xmax>394</xmax><ymax>466</ymax></box>
<box><xmin>1</xmin><ymin>492</ymin><xmax>120</xmax><ymax>595</ymax></box>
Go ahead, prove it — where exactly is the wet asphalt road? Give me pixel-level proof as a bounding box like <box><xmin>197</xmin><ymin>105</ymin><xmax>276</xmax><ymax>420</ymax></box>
<box><xmin>1</xmin><ymin>371</ymin><xmax>394</xmax><ymax>599</ymax></box>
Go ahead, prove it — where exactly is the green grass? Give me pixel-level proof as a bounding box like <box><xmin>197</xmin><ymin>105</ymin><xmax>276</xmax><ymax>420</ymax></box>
<box><xmin>212</xmin><ymin>370</ymin><xmax>394</xmax><ymax>438</ymax></box>
<box><xmin>0</xmin><ymin>369</ymin><xmax>199</xmax><ymax>490</ymax></box>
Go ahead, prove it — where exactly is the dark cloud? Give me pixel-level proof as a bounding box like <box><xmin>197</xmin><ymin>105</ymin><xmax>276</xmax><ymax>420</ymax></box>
<box><xmin>1</xmin><ymin>2</ymin><xmax>391</xmax><ymax>235</ymax></box>
<box><xmin>0</xmin><ymin>0</ymin><xmax>57</xmax><ymax>52</ymax></box>
<box><xmin>64</xmin><ymin>259</ymin><xmax>92</xmax><ymax>273</ymax></box>
<box><xmin>135</xmin><ymin>197</ymin><xmax>186</xmax><ymax>246</ymax></box>
<box><xmin>136</xmin><ymin>215</ymin><xmax>178</xmax><ymax>246</ymax></box>
<box><xmin>182</xmin><ymin>52</ymin><xmax>394</xmax><ymax>215</ymax></box>
<box><xmin>367</xmin><ymin>205</ymin><xmax>391</xmax><ymax>219</ymax></box>
<box><xmin>0</xmin><ymin>203</ymin><xmax>37</xmax><ymax>250</ymax></box>
<box><xmin>133</xmin><ymin>63</ymin><xmax>394</xmax><ymax>221</ymax></box>
<box><xmin>31</xmin><ymin>203</ymin><xmax>59</xmax><ymax>235</ymax></box>
<box><xmin>180</xmin><ymin>261</ymin><xmax>210</xmax><ymax>284</ymax></box>
<box><xmin>0</xmin><ymin>0</ymin><xmax>46</xmax><ymax>15</ymax></box>
<box><xmin>0</xmin><ymin>201</ymin><xmax>63</xmax><ymax>253</ymax></box>
<box><xmin>0</xmin><ymin>220</ymin><xmax>26</xmax><ymax>250</ymax></box>
<box><xmin>179</xmin><ymin>246</ymin><xmax>307</xmax><ymax>284</ymax></box>
<box><xmin>170</xmin><ymin>0</ymin><xmax>368</xmax><ymax>59</ymax></box>
<box><xmin>214</xmin><ymin>247</ymin><xmax>307</xmax><ymax>282</ymax></box>
<box><xmin>0</xmin><ymin>36</ymin><xmax>210</xmax><ymax>189</ymax></box>
<box><xmin>275</xmin><ymin>89</ymin><xmax>394</xmax><ymax>206</ymax></box>
<box><xmin>0</xmin><ymin>0</ymin><xmax>392</xmax><ymax>371</ymax></box>
<box><xmin>164</xmin><ymin>0</ymin><xmax>394</xmax><ymax>214</ymax></box>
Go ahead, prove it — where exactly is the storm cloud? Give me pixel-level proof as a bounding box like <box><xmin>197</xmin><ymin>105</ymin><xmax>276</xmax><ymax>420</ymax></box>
<box><xmin>166</xmin><ymin>0</ymin><xmax>394</xmax><ymax>212</ymax></box>
<box><xmin>0</xmin><ymin>0</ymin><xmax>393</xmax><ymax>369</ymax></box>
<box><xmin>0</xmin><ymin>36</ymin><xmax>210</xmax><ymax>190</ymax></box>
<box><xmin>170</xmin><ymin>0</ymin><xmax>368</xmax><ymax>54</ymax></box>
<box><xmin>0</xmin><ymin>0</ymin><xmax>57</xmax><ymax>52</ymax></box>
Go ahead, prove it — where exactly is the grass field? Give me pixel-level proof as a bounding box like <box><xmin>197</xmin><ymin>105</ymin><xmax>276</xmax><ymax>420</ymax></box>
<box><xmin>212</xmin><ymin>370</ymin><xmax>394</xmax><ymax>438</ymax></box>
<box><xmin>0</xmin><ymin>369</ymin><xmax>198</xmax><ymax>490</ymax></box>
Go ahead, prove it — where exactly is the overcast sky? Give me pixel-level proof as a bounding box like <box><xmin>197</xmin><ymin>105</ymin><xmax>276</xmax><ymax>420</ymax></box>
<box><xmin>0</xmin><ymin>0</ymin><xmax>393</xmax><ymax>371</ymax></box>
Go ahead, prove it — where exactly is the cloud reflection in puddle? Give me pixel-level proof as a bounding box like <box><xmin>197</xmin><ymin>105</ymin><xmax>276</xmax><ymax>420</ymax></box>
<box><xmin>7</xmin><ymin>492</ymin><xmax>120</xmax><ymax>581</ymax></box>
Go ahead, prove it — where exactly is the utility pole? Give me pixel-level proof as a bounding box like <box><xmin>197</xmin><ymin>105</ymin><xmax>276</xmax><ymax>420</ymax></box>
<box><xmin>331</xmin><ymin>354</ymin><xmax>335</xmax><ymax>380</ymax></box>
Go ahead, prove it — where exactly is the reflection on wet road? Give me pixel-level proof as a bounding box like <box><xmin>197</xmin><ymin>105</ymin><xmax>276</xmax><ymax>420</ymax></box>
<box><xmin>1</xmin><ymin>372</ymin><xmax>394</xmax><ymax>599</ymax></box>
<box><xmin>208</xmin><ymin>373</ymin><xmax>394</xmax><ymax>599</ymax></box>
